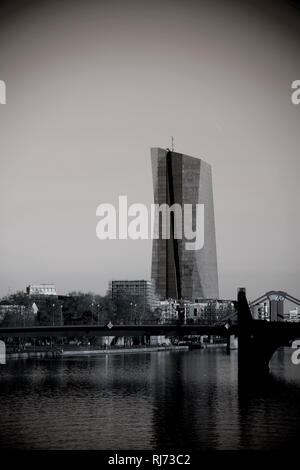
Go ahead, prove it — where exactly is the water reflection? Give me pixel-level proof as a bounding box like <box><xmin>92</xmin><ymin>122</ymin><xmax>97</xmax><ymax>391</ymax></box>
<box><xmin>0</xmin><ymin>348</ymin><xmax>299</xmax><ymax>449</ymax></box>
<box><xmin>237</xmin><ymin>349</ymin><xmax>300</xmax><ymax>450</ymax></box>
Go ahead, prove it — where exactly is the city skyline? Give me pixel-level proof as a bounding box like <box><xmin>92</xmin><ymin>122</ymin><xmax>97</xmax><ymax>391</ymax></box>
<box><xmin>1</xmin><ymin>0</ymin><xmax>300</xmax><ymax>454</ymax></box>
<box><xmin>0</xmin><ymin>0</ymin><xmax>299</xmax><ymax>301</ymax></box>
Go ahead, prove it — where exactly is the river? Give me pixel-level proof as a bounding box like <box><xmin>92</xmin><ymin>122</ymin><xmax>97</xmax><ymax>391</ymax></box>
<box><xmin>0</xmin><ymin>347</ymin><xmax>300</xmax><ymax>450</ymax></box>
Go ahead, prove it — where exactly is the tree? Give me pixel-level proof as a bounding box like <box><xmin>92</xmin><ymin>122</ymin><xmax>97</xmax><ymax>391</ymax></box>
<box><xmin>62</xmin><ymin>292</ymin><xmax>116</xmax><ymax>325</ymax></box>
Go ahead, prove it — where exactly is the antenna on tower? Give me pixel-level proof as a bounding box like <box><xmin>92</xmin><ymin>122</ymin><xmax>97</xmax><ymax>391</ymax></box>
<box><xmin>171</xmin><ymin>136</ymin><xmax>174</xmax><ymax>152</ymax></box>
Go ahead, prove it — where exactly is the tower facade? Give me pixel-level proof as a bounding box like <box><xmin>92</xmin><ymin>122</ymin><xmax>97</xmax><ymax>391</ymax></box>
<box><xmin>151</xmin><ymin>148</ymin><xmax>219</xmax><ymax>300</ymax></box>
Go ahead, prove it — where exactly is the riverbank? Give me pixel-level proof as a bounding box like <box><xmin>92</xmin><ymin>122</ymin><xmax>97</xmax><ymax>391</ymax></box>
<box><xmin>6</xmin><ymin>345</ymin><xmax>189</xmax><ymax>360</ymax></box>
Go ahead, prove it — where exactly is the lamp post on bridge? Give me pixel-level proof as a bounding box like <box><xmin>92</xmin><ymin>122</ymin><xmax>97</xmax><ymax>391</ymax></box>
<box><xmin>97</xmin><ymin>304</ymin><xmax>104</xmax><ymax>325</ymax></box>
<box><xmin>20</xmin><ymin>305</ymin><xmax>25</xmax><ymax>328</ymax></box>
<box><xmin>130</xmin><ymin>301</ymin><xmax>137</xmax><ymax>324</ymax></box>
<box><xmin>91</xmin><ymin>302</ymin><xmax>94</xmax><ymax>324</ymax></box>
<box><xmin>52</xmin><ymin>303</ymin><xmax>55</xmax><ymax>326</ymax></box>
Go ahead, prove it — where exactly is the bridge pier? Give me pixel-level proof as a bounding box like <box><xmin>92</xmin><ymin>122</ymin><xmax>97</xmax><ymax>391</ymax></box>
<box><xmin>237</xmin><ymin>288</ymin><xmax>282</xmax><ymax>376</ymax></box>
<box><xmin>0</xmin><ymin>340</ymin><xmax>6</xmax><ymax>364</ymax></box>
<box><xmin>227</xmin><ymin>335</ymin><xmax>238</xmax><ymax>351</ymax></box>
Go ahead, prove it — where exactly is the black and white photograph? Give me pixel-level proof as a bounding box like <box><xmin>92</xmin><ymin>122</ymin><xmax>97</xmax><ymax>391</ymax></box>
<box><xmin>0</xmin><ymin>0</ymin><xmax>300</xmax><ymax>460</ymax></box>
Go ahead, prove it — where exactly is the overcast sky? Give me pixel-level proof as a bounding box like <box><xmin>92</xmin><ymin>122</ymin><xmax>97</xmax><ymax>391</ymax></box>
<box><xmin>0</xmin><ymin>0</ymin><xmax>299</xmax><ymax>301</ymax></box>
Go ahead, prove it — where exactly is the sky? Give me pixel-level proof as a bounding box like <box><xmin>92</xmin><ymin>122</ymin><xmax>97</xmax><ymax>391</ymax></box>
<box><xmin>0</xmin><ymin>0</ymin><xmax>299</xmax><ymax>301</ymax></box>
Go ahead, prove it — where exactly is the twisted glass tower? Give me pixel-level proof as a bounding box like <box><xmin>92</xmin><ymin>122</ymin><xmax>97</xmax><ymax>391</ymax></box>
<box><xmin>151</xmin><ymin>148</ymin><xmax>219</xmax><ymax>301</ymax></box>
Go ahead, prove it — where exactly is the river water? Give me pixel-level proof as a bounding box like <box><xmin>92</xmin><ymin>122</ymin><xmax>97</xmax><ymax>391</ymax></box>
<box><xmin>0</xmin><ymin>347</ymin><xmax>300</xmax><ymax>450</ymax></box>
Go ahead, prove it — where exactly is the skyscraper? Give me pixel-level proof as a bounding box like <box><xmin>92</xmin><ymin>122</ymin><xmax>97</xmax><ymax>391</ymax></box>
<box><xmin>151</xmin><ymin>147</ymin><xmax>219</xmax><ymax>301</ymax></box>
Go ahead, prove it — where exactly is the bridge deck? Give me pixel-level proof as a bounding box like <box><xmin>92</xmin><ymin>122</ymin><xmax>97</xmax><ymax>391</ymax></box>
<box><xmin>1</xmin><ymin>321</ymin><xmax>299</xmax><ymax>340</ymax></box>
<box><xmin>0</xmin><ymin>324</ymin><xmax>234</xmax><ymax>338</ymax></box>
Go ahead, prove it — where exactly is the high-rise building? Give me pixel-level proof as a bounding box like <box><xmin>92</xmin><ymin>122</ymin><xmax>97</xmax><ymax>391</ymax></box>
<box><xmin>151</xmin><ymin>147</ymin><xmax>219</xmax><ymax>300</ymax></box>
<box><xmin>109</xmin><ymin>280</ymin><xmax>158</xmax><ymax>312</ymax></box>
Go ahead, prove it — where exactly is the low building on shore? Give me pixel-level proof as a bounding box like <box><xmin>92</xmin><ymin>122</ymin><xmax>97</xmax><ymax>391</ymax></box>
<box><xmin>251</xmin><ymin>302</ymin><xmax>269</xmax><ymax>321</ymax></box>
<box><xmin>26</xmin><ymin>284</ymin><xmax>57</xmax><ymax>296</ymax></box>
<box><xmin>155</xmin><ymin>299</ymin><xmax>180</xmax><ymax>324</ymax></box>
<box><xmin>0</xmin><ymin>300</ymin><xmax>26</xmax><ymax>322</ymax></box>
<box><xmin>284</xmin><ymin>308</ymin><xmax>300</xmax><ymax>322</ymax></box>
<box><xmin>187</xmin><ymin>299</ymin><xmax>235</xmax><ymax>324</ymax></box>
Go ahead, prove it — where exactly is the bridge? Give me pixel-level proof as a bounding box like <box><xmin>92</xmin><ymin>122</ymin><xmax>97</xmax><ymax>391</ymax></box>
<box><xmin>1</xmin><ymin>288</ymin><xmax>300</xmax><ymax>375</ymax></box>
<box><xmin>237</xmin><ymin>288</ymin><xmax>300</xmax><ymax>374</ymax></box>
<box><xmin>0</xmin><ymin>323</ymin><xmax>233</xmax><ymax>340</ymax></box>
<box><xmin>249</xmin><ymin>290</ymin><xmax>300</xmax><ymax>321</ymax></box>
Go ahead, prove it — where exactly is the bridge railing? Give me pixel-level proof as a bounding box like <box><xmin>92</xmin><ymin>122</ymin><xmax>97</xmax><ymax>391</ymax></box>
<box><xmin>0</xmin><ymin>317</ymin><xmax>236</xmax><ymax>328</ymax></box>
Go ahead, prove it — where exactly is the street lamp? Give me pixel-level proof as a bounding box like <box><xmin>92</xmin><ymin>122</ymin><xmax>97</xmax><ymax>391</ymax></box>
<box><xmin>21</xmin><ymin>306</ymin><xmax>25</xmax><ymax>327</ymax></box>
<box><xmin>130</xmin><ymin>301</ymin><xmax>133</xmax><ymax>324</ymax></box>
<box><xmin>184</xmin><ymin>302</ymin><xmax>187</xmax><ymax>325</ymax></box>
<box><xmin>91</xmin><ymin>302</ymin><xmax>94</xmax><ymax>324</ymax></box>
<box><xmin>134</xmin><ymin>303</ymin><xmax>137</xmax><ymax>324</ymax></box>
